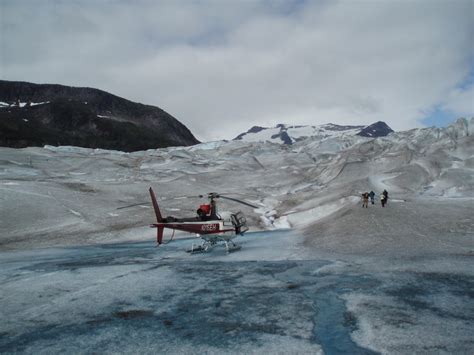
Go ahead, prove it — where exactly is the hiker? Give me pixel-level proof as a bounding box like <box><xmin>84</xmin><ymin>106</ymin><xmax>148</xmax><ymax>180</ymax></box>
<box><xmin>362</xmin><ymin>192</ymin><xmax>369</xmax><ymax>208</ymax></box>
<box><xmin>369</xmin><ymin>191</ymin><xmax>375</xmax><ymax>204</ymax></box>
<box><xmin>382</xmin><ymin>190</ymin><xmax>388</xmax><ymax>205</ymax></box>
<box><xmin>381</xmin><ymin>193</ymin><xmax>386</xmax><ymax>207</ymax></box>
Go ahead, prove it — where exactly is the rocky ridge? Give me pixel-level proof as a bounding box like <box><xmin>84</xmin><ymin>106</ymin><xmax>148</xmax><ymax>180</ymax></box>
<box><xmin>0</xmin><ymin>80</ymin><xmax>199</xmax><ymax>151</ymax></box>
<box><xmin>234</xmin><ymin>121</ymin><xmax>394</xmax><ymax>145</ymax></box>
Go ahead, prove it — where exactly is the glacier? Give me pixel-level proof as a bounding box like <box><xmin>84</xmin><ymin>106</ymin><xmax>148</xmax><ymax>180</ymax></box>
<box><xmin>0</xmin><ymin>118</ymin><xmax>473</xmax><ymax>354</ymax></box>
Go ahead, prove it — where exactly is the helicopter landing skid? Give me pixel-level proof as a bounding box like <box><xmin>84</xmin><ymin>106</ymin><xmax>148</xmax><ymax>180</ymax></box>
<box><xmin>186</xmin><ymin>240</ymin><xmax>241</xmax><ymax>254</ymax></box>
<box><xmin>225</xmin><ymin>241</ymin><xmax>241</xmax><ymax>253</ymax></box>
<box><xmin>186</xmin><ymin>241</ymin><xmax>213</xmax><ymax>254</ymax></box>
<box><xmin>186</xmin><ymin>244</ymin><xmax>207</xmax><ymax>254</ymax></box>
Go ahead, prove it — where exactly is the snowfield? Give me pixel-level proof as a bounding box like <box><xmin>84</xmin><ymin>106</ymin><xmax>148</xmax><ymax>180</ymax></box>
<box><xmin>0</xmin><ymin>118</ymin><xmax>473</xmax><ymax>354</ymax></box>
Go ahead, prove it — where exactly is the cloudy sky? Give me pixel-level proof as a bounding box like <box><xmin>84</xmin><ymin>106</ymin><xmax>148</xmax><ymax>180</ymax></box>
<box><xmin>1</xmin><ymin>0</ymin><xmax>473</xmax><ymax>141</ymax></box>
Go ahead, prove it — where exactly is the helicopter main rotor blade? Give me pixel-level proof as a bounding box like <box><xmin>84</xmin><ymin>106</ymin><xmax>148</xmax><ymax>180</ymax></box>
<box><xmin>116</xmin><ymin>202</ymin><xmax>148</xmax><ymax>210</ymax></box>
<box><xmin>150</xmin><ymin>195</ymin><xmax>200</xmax><ymax>202</ymax></box>
<box><xmin>218</xmin><ymin>195</ymin><xmax>259</xmax><ymax>208</ymax></box>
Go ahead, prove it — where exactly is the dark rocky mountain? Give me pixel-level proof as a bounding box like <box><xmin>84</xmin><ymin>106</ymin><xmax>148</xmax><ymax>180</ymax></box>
<box><xmin>0</xmin><ymin>80</ymin><xmax>199</xmax><ymax>151</ymax></box>
<box><xmin>234</xmin><ymin>125</ymin><xmax>266</xmax><ymax>140</ymax></box>
<box><xmin>357</xmin><ymin>121</ymin><xmax>394</xmax><ymax>137</ymax></box>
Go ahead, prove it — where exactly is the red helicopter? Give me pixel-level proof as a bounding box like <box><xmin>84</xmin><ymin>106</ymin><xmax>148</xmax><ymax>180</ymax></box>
<box><xmin>148</xmin><ymin>187</ymin><xmax>258</xmax><ymax>253</ymax></box>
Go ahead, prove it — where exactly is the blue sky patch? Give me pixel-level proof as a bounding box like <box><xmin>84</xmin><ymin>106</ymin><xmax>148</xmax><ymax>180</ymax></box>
<box><xmin>422</xmin><ymin>105</ymin><xmax>458</xmax><ymax>128</ymax></box>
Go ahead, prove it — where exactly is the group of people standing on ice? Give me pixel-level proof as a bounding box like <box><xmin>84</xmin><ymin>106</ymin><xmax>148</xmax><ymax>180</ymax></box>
<box><xmin>361</xmin><ymin>190</ymin><xmax>388</xmax><ymax>208</ymax></box>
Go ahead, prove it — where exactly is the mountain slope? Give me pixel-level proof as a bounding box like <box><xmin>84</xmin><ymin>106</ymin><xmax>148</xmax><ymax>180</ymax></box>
<box><xmin>0</xmin><ymin>80</ymin><xmax>199</xmax><ymax>151</ymax></box>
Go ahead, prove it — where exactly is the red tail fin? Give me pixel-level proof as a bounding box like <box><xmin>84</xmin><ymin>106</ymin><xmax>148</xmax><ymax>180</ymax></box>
<box><xmin>150</xmin><ymin>187</ymin><xmax>164</xmax><ymax>244</ymax></box>
<box><xmin>149</xmin><ymin>187</ymin><xmax>163</xmax><ymax>222</ymax></box>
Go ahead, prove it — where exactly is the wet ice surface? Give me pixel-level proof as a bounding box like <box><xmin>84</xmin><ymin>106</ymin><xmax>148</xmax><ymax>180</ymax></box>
<box><xmin>1</xmin><ymin>230</ymin><xmax>473</xmax><ymax>354</ymax></box>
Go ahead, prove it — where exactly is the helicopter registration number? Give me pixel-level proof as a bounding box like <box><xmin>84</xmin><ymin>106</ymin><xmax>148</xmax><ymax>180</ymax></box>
<box><xmin>201</xmin><ymin>224</ymin><xmax>218</xmax><ymax>232</ymax></box>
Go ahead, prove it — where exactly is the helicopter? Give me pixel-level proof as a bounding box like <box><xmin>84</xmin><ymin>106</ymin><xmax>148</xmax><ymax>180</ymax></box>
<box><xmin>148</xmin><ymin>187</ymin><xmax>258</xmax><ymax>253</ymax></box>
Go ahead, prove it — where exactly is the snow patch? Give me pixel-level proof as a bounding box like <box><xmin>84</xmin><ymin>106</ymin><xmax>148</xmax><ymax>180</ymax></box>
<box><xmin>286</xmin><ymin>196</ymin><xmax>359</xmax><ymax>227</ymax></box>
<box><xmin>0</xmin><ymin>101</ymin><xmax>49</xmax><ymax>107</ymax></box>
<box><xmin>187</xmin><ymin>140</ymin><xmax>226</xmax><ymax>151</ymax></box>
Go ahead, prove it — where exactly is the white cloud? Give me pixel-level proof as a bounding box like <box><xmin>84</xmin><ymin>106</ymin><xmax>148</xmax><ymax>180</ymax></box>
<box><xmin>443</xmin><ymin>84</ymin><xmax>474</xmax><ymax>116</ymax></box>
<box><xmin>1</xmin><ymin>0</ymin><xmax>473</xmax><ymax>141</ymax></box>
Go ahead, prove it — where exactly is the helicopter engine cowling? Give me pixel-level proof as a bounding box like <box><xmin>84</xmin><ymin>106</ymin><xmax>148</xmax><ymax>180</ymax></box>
<box><xmin>231</xmin><ymin>212</ymin><xmax>248</xmax><ymax>235</ymax></box>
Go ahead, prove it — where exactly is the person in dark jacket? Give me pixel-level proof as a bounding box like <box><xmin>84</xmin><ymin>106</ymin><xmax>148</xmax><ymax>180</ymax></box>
<box><xmin>382</xmin><ymin>190</ymin><xmax>388</xmax><ymax>205</ymax></box>
<box><xmin>369</xmin><ymin>191</ymin><xmax>375</xmax><ymax>204</ymax></box>
<box><xmin>362</xmin><ymin>192</ymin><xmax>369</xmax><ymax>208</ymax></box>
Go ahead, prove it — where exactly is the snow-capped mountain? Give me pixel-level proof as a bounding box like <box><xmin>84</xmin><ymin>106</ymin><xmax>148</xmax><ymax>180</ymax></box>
<box><xmin>234</xmin><ymin>121</ymin><xmax>393</xmax><ymax>144</ymax></box>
